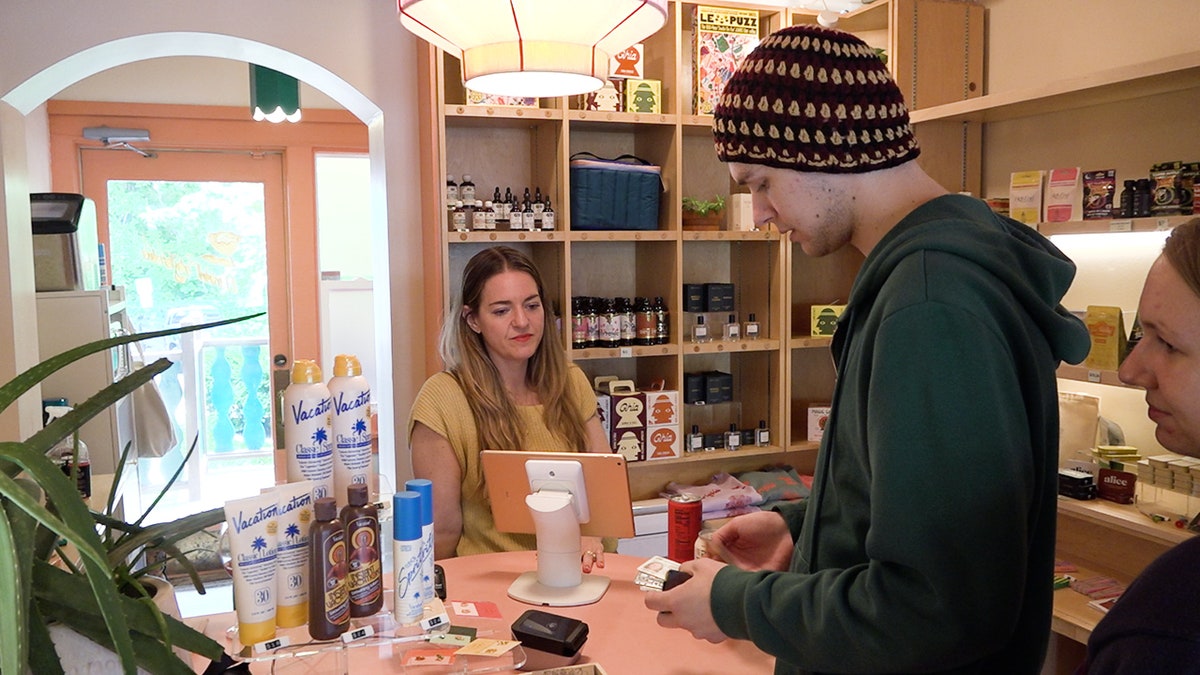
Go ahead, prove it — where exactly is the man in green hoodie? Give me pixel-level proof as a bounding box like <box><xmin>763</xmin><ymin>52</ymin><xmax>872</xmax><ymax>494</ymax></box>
<box><xmin>644</xmin><ymin>24</ymin><xmax>1091</xmax><ymax>675</ymax></box>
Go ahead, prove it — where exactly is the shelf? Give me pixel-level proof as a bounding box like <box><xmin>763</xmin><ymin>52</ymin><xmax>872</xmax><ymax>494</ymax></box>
<box><xmin>1037</xmin><ymin>215</ymin><xmax>1187</xmax><ymax>237</ymax></box>
<box><xmin>570</xmin><ymin>230</ymin><xmax>677</xmax><ymax>242</ymax></box>
<box><xmin>682</xmin><ymin>229</ymin><xmax>779</xmax><ymax>242</ymax></box>
<box><xmin>1051</xmin><ymin>561</ymin><xmax>1106</xmax><ymax>645</ymax></box>
<box><xmin>571</xmin><ymin>344</ymin><xmax>679</xmax><ymax>360</ymax></box>
<box><xmin>1057</xmin><ymin>496</ymin><xmax>1194</xmax><ymax>549</ymax></box>
<box><xmin>1056</xmin><ymin>364</ymin><xmax>1140</xmax><ymax>389</ymax></box>
<box><xmin>680</xmin><ymin>338</ymin><xmax>781</xmax><ymax>355</ymax></box>
<box><xmin>443</xmin><ymin>104</ymin><xmax>563</xmax><ymax>125</ymax></box>
<box><xmin>446</xmin><ymin>230</ymin><xmax>566</xmax><ymax>243</ymax></box>
<box><xmin>790</xmin><ymin>336</ymin><xmax>833</xmax><ymax>349</ymax></box>
<box><xmin>567</xmin><ymin>109</ymin><xmax>678</xmax><ymax>128</ymax></box>
<box><xmin>910</xmin><ymin>50</ymin><xmax>1200</xmax><ymax>125</ymax></box>
<box><xmin>787</xmin><ymin>441</ymin><xmax>820</xmax><ymax>453</ymax></box>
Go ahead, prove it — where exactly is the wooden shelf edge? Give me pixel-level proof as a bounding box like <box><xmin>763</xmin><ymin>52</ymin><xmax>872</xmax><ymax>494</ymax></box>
<box><xmin>443</xmin><ymin>104</ymin><xmax>563</xmax><ymax>121</ymax></box>
<box><xmin>1037</xmin><ymin>215</ymin><xmax>1186</xmax><ymax>237</ymax></box>
<box><xmin>910</xmin><ymin>50</ymin><xmax>1200</xmax><ymax>125</ymax></box>
<box><xmin>790</xmin><ymin>336</ymin><xmax>833</xmax><ymax>349</ymax></box>
<box><xmin>446</xmin><ymin>230</ymin><xmax>566</xmax><ymax>243</ymax></box>
<box><xmin>627</xmin><ymin>444</ymin><xmax>797</xmax><ymax>469</ymax></box>
<box><xmin>679</xmin><ymin>339</ymin><xmax>781</xmax><ymax>355</ymax></box>
<box><xmin>1057</xmin><ymin>497</ymin><xmax>1194</xmax><ymax>548</ymax></box>
<box><xmin>569</xmin><ymin>230</ymin><xmax>677</xmax><ymax>242</ymax></box>
<box><xmin>567</xmin><ymin>110</ymin><xmax>678</xmax><ymax>126</ymax></box>
<box><xmin>571</xmin><ymin>344</ymin><xmax>679</xmax><ymax>360</ymax></box>
<box><xmin>1056</xmin><ymin>364</ymin><xmax>1140</xmax><ymax>389</ymax></box>
<box><xmin>682</xmin><ymin>230</ymin><xmax>779</xmax><ymax>241</ymax></box>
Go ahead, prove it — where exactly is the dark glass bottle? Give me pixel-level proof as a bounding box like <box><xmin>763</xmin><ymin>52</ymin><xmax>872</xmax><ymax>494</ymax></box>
<box><xmin>340</xmin><ymin>484</ymin><xmax>383</xmax><ymax>618</ymax></box>
<box><xmin>1118</xmin><ymin>180</ymin><xmax>1135</xmax><ymax>218</ymax></box>
<box><xmin>617</xmin><ymin>297</ymin><xmax>635</xmax><ymax>346</ymax></box>
<box><xmin>601</xmin><ymin>298</ymin><xmax>621</xmax><ymax>348</ymax></box>
<box><xmin>652</xmin><ymin>296</ymin><xmax>669</xmax><ymax>345</ymax></box>
<box><xmin>634</xmin><ymin>297</ymin><xmax>654</xmax><ymax>346</ymax></box>
<box><xmin>1133</xmin><ymin>178</ymin><xmax>1153</xmax><ymax>217</ymax></box>
<box><xmin>308</xmin><ymin>497</ymin><xmax>350</xmax><ymax>640</ymax></box>
<box><xmin>492</xmin><ymin>187</ymin><xmax>505</xmax><ymax>223</ymax></box>
<box><xmin>585</xmin><ymin>297</ymin><xmax>600</xmax><ymax>348</ymax></box>
<box><xmin>571</xmin><ymin>297</ymin><xmax>588</xmax><ymax>349</ymax></box>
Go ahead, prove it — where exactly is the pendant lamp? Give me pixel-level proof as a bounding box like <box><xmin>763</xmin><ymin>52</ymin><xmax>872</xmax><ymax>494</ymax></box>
<box><xmin>250</xmin><ymin>64</ymin><xmax>301</xmax><ymax>123</ymax></box>
<box><xmin>397</xmin><ymin>0</ymin><xmax>669</xmax><ymax>98</ymax></box>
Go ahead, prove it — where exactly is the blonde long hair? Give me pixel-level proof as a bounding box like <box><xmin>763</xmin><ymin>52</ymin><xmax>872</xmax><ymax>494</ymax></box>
<box><xmin>438</xmin><ymin>246</ymin><xmax>587</xmax><ymax>453</ymax></box>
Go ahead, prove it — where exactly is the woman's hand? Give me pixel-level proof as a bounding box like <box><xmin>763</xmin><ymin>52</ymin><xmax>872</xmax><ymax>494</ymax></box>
<box><xmin>581</xmin><ymin>535</ymin><xmax>605</xmax><ymax>573</ymax></box>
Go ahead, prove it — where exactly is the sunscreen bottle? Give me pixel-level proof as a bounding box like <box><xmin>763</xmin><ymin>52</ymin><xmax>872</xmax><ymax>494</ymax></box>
<box><xmin>405</xmin><ymin>478</ymin><xmax>436</xmax><ymax>606</ymax></box>
<box><xmin>273</xmin><ymin>480</ymin><xmax>316</xmax><ymax>628</ymax></box>
<box><xmin>328</xmin><ymin>354</ymin><xmax>372</xmax><ymax>505</ymax></box>
<box><xmin>307</xmin><ymin>497</ymin><xmax>350</xmax><ymax>640</ymax></box>
<box><xmin>340</xmin><ymin>484</ymin><xmax>383</xmax><ymax>617</ymax></box>
<box><xmin>392</xmin><ymin>491</ymin><xmax>424</xmax><ymax>624</ymax></box>
<box><xmin>284</xmin><ymin>360</ymin><xmax>334</xmax><ymax>501</ymax></box>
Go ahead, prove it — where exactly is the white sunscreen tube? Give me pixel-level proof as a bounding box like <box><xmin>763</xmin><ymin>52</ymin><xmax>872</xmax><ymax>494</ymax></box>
<box><xmin>225</xmin><ymin>491</ymin><xmax>280</xmax><ymax>645</ymax></box>
<box><xmin>273</xmin><ymin>480</ymin><xmax>316</xmax><ymax>628</ymax></box>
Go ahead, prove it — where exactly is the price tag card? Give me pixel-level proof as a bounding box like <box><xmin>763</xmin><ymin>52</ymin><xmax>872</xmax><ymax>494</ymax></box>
<box><xmin>252</xmin><ymin>635</ymin><xmax>292</xmax><ymax>654</ymax></box>
<box><xmin>341</xmin><ymin>624</ymin><xmax>375</xmax><ymax>643</ymax></box>
<box><xmin>450</xmin><ymin>600</ymin><xmax>503</xmax><ymax>619</ymax></box>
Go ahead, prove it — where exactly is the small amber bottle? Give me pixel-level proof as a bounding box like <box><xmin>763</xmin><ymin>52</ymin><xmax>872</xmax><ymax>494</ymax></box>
<box><xmin>308</xmin><ymin>497</ymin><xmax>350</xmax><ymax>640</ymax></box>
<box><xmin>341</xmin><ymin>484</ymin><xmax>383</xmax><ymax>617</ymax></box>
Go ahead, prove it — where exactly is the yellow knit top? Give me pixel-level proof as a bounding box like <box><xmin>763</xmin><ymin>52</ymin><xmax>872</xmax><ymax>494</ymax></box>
<box><xmin>408</xmin><ymin>365</ymin><xmax>598</xmax><ymax>556</ymax></box>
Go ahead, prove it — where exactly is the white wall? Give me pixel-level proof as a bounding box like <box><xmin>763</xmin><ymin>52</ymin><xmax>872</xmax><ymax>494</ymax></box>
<box><xmin>0</xmin><ymin>0</ymin><xmax>429</xmax><ymax>485</ymax></box>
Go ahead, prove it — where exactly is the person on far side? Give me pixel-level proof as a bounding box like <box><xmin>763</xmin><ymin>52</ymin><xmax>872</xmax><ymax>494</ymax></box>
<box><xmin>643</xmin><ymin>23</ymin><xmax>1091</xmax><ymax>674</ymax></box>
<box><xmin>409</xmin><ymin>245</ymin><xmax>611</xmax><ymax>571</ymax></box>
<box><xmin>1081</xmin><ymin>218</ymin><xmax>1200</xmax><ymax>674</ymax></box>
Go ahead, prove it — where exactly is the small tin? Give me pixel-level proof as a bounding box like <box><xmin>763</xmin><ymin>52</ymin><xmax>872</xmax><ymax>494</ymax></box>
<box><xmin>668</xmin><ymin>494</ymin><xmax>702</xmax><ymax>563</ymax></box>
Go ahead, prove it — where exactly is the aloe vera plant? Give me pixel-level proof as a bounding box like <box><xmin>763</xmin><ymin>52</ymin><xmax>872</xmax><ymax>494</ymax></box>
<box><xmin>0</xmin><ymin>314</ymin><xmax>260</xmax><ymax>674</ymax></box>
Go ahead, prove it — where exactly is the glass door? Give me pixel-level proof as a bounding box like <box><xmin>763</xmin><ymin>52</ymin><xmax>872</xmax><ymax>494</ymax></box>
<box><xmin>81</xmin><ymin>147</ymin><xmax>306</xmax><ymax>521</ymax></box>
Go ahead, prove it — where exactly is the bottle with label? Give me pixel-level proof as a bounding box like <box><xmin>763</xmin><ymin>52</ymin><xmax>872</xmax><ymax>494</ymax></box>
<box><xmin>723</xmin><ymin>313</ymin><xmax>740</xmax><ymax>341</ymax></box>
<box><xmin>617</xmin><ymin>297</ymin><xmax>636</xmax><ymax>346</ymax></box>
<box><xmin>340</xmin><ymin>484</ymin><xmax>383</xmax><ymax>617</ymax></box>
<box><xmin>691</xmin><ymin>314</ymin><xmax>710</xmax><ymax>343</ymax></box>
<box><xmin>503</xmin><ymin>187</ymin><xmax>515</xmax><ymax>223</ymax></box>
<box><xmin>404</xmin><ymin>478</ymin><xmax>437</xmax><ymax>608</ymax></box>
<box><xmin>541</xmin><ymin>197</ymin><xmax>556</xmax><ymax>230</ymax></box>
<box><xmin>446</xmin><ymin>175</ymin><xmax>458</xmax><ymax>204</ymax></box>
<box><xmin>451</xmin><ymin>200</ymin><xmax>467</xmax><ymax>231</ymax></box>
<box><xmin>571</xmin><ymin>297</ymin><xmax>589</xmax><ymax>349</ymax></box>
<box><xmin>1118</xmin><ymin>180</ymin><xmax>1136</xmax><ymax>219</ymax></box>
<box><xmin>744</xmin><ymin>313</ymin><xmax>761</xmax><ymax>340</ymax></box>
<box><xmin>460</xmin><ymin>174</ymin><xmax>476</xmax><ymax>204</ymax></box>
<box><xmin>392</xmin><ymin>491</ymin><xmax>425</xmax><ymax>624</ymax></box>
<box><xmin>472</xmin><ymin>199</ymin><xmax>487</xmax><ymax>230</ymax></box>
<box><xmin>653</xmin><ymin>296</ymin><xmax>669</xmax><ymax>344</ymax></box>
<box><xmin>725</xmin><ymin>424</ymin><xmax>741</xmax><ymax>451</ymax></box>
<box><xmin>483</xmin><ymin>201</ymin><xmax>497</xmax><ymax>229</ymax></box>
<box><xmin>688</xmin><ymin>424</ymin><xmax>703</xmax><ymax>453</ymax></box>
<box><xmin>285</xmin><ymin>360</ymin><xmax>334</xmax><ymax>501</ymax></box>
<box><xmin>533</xmin><ymin>186</ymin><xmax>545</xmax><ymax>223</ymax></box>
<box><xmin>599</xmin><ymin>298</ymin><xmax>621</xmax><ymax>348</ymax></box>
<box><xmin>634</xmin><ymin>297</ymin><xmax>655</xmax><ymax>346</ymax></box>
<box><xmin>328</xmin><ymin>354</ymin><xmax>372</xmax><ymax>505</ymax></box>
<box><xmin>755</xmin><ymin>420</ymin><xmax>770</xmax><ymax>447</ymax></box>
<box><xmin>492</xmin><ymin>187</ymin><xmax>504</xmax><ymax>222</ymax></box>
<box><xmin>308</xmin><ymin>497</ymin><xmax>350</xmax><ymax>640</ymax></box>
<box><xmin>521</xmin><ymin>196</ymin><xmax>536</xmax><ymax>231</ymax></box>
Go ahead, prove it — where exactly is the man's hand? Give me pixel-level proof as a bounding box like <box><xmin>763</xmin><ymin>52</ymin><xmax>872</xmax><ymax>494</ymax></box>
<box><xmin>643</xmin><ymin>558</ymin><xmax>729</xmax><ymax>643</ymax></box>
<box><xmin>710</xmin><ymin>510</ymin><xmax>794</xmax><ymax>571</ymax></box>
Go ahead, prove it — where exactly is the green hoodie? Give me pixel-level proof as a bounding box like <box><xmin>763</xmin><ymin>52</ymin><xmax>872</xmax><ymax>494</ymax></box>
<box><xmin>711</xmin><ymin>194</ymin><xmax>1091</xmax><ymax>674</ymax></box>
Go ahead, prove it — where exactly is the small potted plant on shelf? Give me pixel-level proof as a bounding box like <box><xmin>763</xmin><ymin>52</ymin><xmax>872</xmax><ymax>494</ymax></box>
<box><xmin>682</xmin><ymin>195</ymin><xmax>726</xmax><ymax>231</ymax></box>
<box><xmin>0</xmin><ymin>314</ymin><xmax>259</xmax><ymax>674</ymax></box>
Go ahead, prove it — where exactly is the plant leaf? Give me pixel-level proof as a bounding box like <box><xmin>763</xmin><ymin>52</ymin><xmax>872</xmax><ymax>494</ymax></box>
<box><xmin>27</xmin><ymin>601</ymin><xmax>64</xmax><ymax>675</ymax></box>
<box><xmin>0</xmin><ymin>506</ymin><xmax>25</xmax><ymax>675</ymax></box>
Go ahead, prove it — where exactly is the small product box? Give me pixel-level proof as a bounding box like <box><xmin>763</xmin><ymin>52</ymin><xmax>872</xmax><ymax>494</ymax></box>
<box><xmin>1009</xmin><ymin>170</ymin><xmax>1045</xmax><ymax>225</ymax></box>
<box><xmin>683</xmin><ymin>372</ymin><xmax>706</xmax><ymax>404</ymax></box>
<box><xmin>1043</xmin><ymin>167</ymin><xmax>1083</xmax><ymax>222</ymax></box>
<box><xmin>729</xmin><ymin>193</ymin><xmax>754</xmax><ymax>231</ymax></box>
<box><xmin>466</xmin><ymin>89</ymin><xmax>536</xmax><ymax>107</ymax></box>
<box><xmin>624</xmin><ymin>79</ymin><xmax>662</xmax><ymax>114</ymax></box>
<box><xmin>644</xmin><ymin>390</ymin><xmax>679</xmax><ymax>427</ymax></box>
<box><xmin>810</xmin><ymin>305</ymin><xmax>846</xmax><ymax>336</ymax></box>
<box><xmin>646</xmin><ymin>424</ymin><xmax>682</xmax><ymax>460</ymax></box>
<box><xmin>1098</xmin><ymin>467</ymin><xmax>1136</xmax><ymax>504</ymax></box>
<box><xmin>807</xmin><ymin>405</ymin><xmax>831</xmax><ymax>443</ymax></box>
<box><xmin>704</xmin><ymin>283</ymin><xmax>735</xmax><ymax>312</ymax></box>
<box><xmin>610</xmin><ymin>43</ymin><xmax>644</xmax><ymax>79</ymax></box>
<box><xmin>612</xmin><ymin>428</ymin><xmax>647</xmax><ymax>462</ymax></box>
<box><xmin>703</xmin><ymin>371</ymin><xmax>733</xmax><ymax>404</ymax></box>
<box><xmin>577</xmin><ymin>80</ymin><xmax>625</xmax><ymax>112</ymax></box>
<box><xmin>1084</xmin><ymin>305</ymin><xmax>1126</xmax><ymax>371</ymax></box>
<box><xmin>683</xmin><ymin>284</ymin><xmax>706</xmax><ymax>313</ymax></box>
<box><xmin>693</xmin><ymin>5</ymin><xmax>760</xmax><ymax>115</ymax></box>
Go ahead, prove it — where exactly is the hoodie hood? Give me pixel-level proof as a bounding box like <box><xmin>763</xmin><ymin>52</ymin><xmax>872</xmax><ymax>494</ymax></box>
<box><xmin>848</xmin><ymin>194</ymin><xmax>1091</xmax><ymax>365</ymax></box>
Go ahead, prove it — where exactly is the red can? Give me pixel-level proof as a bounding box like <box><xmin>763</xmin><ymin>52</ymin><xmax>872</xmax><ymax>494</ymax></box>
<box><xmin>668</xmin><ymin>494</ymin><xmax>702</xmax><ymax>563</ymax></box>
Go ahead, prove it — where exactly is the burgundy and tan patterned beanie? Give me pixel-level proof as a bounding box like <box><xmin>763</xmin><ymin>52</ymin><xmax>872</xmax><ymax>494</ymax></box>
<box><xmin>713</xmin><ymin>24</ymin><xmax>920</xmax><ymax>173</ymax></box>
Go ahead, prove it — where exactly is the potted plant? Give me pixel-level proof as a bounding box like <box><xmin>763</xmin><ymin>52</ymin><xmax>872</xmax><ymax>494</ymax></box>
<box><xmin>0</xmin><ymin>315</ymin><xmax>259</xmax><ymax>674</ymax></box>
<box><xmin>682</xmin><ymin>195</ymin><xmax>726</xmax><ymax>230</ymax></box>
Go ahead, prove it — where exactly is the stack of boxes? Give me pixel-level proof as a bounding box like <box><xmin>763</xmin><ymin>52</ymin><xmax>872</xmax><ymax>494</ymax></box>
<box><xmin>595</xmin><ymin>379</ymin><xmax>680</xmax><ymax>462</ymax></box>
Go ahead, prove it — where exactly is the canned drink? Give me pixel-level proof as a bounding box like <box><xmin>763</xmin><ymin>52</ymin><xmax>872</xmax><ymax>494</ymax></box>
<box><xmin>668</xmin><ymin>494</ymin><xmax>702</xmax><ymax>563</ymax></box>
<box><xmin>694</xmin><ymin>526</ymin><xmax>716</xmax><ymax>561</ymax></box>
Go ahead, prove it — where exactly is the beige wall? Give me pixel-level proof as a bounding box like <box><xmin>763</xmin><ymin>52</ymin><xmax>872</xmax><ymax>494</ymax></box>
<box><xmin>0</xmin><ymin>0</ymin><xmax>428</xmax><ymax>485</ymax></box>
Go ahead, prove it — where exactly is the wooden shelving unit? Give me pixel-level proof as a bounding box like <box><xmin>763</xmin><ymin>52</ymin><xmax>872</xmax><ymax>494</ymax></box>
<box><xmin>419</xmin><ymin>0</ymin><xmax>983</xmax><ymax>500</ymax></box>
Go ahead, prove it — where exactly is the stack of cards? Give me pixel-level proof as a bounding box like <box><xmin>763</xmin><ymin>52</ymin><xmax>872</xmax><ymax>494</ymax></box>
<box><xmin>1070</xmin><ymin>575</ymin><xmax>1127</xmax><ymax>601</ymax></box>
<box><xmin>634</xmin><ymin>555</ymin><xmax>680</xmax><ymax>591</ymax></box>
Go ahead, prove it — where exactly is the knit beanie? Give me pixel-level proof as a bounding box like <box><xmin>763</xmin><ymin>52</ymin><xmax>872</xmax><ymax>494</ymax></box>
<box><xmin>713</xmin><ymin>24</ymin><xmax>920</xmax><ymax>173</ymax></box>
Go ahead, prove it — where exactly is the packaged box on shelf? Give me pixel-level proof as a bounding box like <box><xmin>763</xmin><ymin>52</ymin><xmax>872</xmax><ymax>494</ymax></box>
<box><xmin>610</xmin><ymin>43</ymin><xmax>644</xmax><ymax>79</ymax></box>
<box><xmin>612</xmin><ymin>428</ymin><xmax>647</xmax><ymax>462</ymax></box>
<box><xmin>703</xmin><ymin>371</ymin><xmax>732</xmax><ymax>404</ymax></box>
<box><xmin>684</xmin><ymin>372</ymin><xmax>706</xmax><ymax>404</ymax></box>
<box><xmin>683</xmin><ymin>284</ymin><xmax>706</xmax><ymax>313</ymax></box>
<box><xmin>644</xmin><ymin>390</ymin><xmax>679</xmax><ymax>427</ymax></box>
<box><xmin>645</xmin><ymin>424</ymin><xmax>682</xmax><ymax>460</ymax></box>
<box><xmin>1009</xmin><ymin>170</ymin><xmax>1044</xmax><ymax>226</ymax></box>
<box><xmin>807</xmin><ymin>405</ymin><xmax>831</xmax><ymax>443</ymax></box>
<box><xmin>693</xmin><ymin>5</ymin><xmax>759</xmax><ymax>116</ymax></box>
<box><xmin>811</xmin><ymin>305</ymin><xmax>846</xmax><ymax>336</ymax></box>
<box><xmin>1098</xmin><ymin>467</ymin><xmax>1136</xmax><ymax>504</ymax></box>
<box><xmin>595</xmin><ymin>379</ymin><xmax>645</xmax><ymax>440</ymax></box>
<box><xmin>704</xmin><ymin>283</ymin><xmax>734</xmax><ymax>312</ymax></box>
<box><xmin>576</xmin><ymin>80</ymin><xmax>624</xmax><ymax>112</ymax></box>
<box><xmin>702</xmin><ymin>432</ymin><xmax>725</xmax><ymax>450</ymax></box>
<box><xmin>1084</xmin><ymin>305</ymin><xmax>1126</xmax><ymax>370</ymax></box>
<box><xmin>466</xmin><ymin>89</ymin><xmax>536</xmax><ymax>107</ymax></box>
<box><xmin>729</xmin><ymin>193</ymin><xmax>754</xmax><ymax>231</ymax></box>
<box><xmin>624</xmin><ymin>79</ymin><xmax>661</xmax><ymax>114</ymax></box>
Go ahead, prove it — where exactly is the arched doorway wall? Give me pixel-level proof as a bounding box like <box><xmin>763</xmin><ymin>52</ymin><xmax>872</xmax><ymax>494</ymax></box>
<box><xmin>1</xmin><ymin>24</ymin><xmax>425</xmax><ymax>485</ymax></box>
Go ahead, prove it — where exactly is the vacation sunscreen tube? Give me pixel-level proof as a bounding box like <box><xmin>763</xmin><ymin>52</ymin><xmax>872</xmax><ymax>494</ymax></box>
<box><xmin>328</xmin><ymin>354</ymin><xmax>372</xmax><ymax>505</ymax></box>
<box><xmin>273</xmin><ymin>480</ymin><xmax>317</xmax><ymax>628</ymax></box>
<box><xmin>284</xmin><ymin>360</ymin><xmax>334</xmax><ymax>501</ymax></box>
<box><xmin>225</xmin><ymin>491</ymin><xmax>280</xmax><ymax>645</ymax></box>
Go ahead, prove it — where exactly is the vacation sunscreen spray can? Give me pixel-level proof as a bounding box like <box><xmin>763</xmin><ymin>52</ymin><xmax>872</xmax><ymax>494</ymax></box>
<box><xmin>328</xmin><ymin>354</ymin><xmax>372</xmax><ymax>505</ymax></box>
<box><xmin>392</xmin><ymin>491</ymin><xmax>424</xmax><ymax>624</ymax></box>
<box><xmin>284</xmin><ymin>359</ymin><xmax>333</xmax><ymax>501</ymax></box>
<box><xmin>405</xmin><ymin>478</ymin><xmax>436</xmax><ymax>606</ymax></box>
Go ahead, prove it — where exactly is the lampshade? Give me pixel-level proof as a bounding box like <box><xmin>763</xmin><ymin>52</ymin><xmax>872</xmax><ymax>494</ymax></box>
<box><xmin>250</xmin><ymin>64</ymin><xmax>301</xmax><ymax>123</ymax></box>
<box><xmin>398</xmin><ymin>0</ymin><xmax>669</xmax><ymax>98</ymax></box>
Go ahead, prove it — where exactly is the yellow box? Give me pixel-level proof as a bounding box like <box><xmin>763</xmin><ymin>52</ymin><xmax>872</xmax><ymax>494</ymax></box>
<box><xmin>810</xmin><ymin>305</ymin><xmax>846</xmax><ymax>336</ymax></box>
<box><xmin>1084</xmin><ymin>305</ymin><xmax>1126</xmax><ymax>370</ymax></box>
<box><xmin>624</xmin><ymin>79</ymin><xmax>661</xmax><ymax>114</ymax></box>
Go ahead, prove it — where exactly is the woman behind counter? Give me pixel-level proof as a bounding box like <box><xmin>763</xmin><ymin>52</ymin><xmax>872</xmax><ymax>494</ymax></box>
<box><xmin>1082</xmin><ymin>218</ymin><xmax>1200</xmax><ymax>673</ymax></box>
<box><xmin>409</xmin><ymin>246</ymin><xmax>611</xmax><ymax>568</ymax></box>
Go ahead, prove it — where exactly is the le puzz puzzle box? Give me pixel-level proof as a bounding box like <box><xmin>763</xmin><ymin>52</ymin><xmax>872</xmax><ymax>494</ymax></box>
<box><xmin>693</xmin><ymin>5</ymin><xmax>759</xmax><ymax>115</ymax></box>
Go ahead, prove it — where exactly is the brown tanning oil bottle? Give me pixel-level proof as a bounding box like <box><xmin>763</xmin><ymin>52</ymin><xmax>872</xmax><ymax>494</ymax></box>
<box><xmin>341</xmin><ymin>484</ymin><xmax>383</xmax><ymax>617</ymax></box>
<box><xmin>307</xmin><ymin>497</ymin><xmax>350</xmax><ymax>640</ymax></box>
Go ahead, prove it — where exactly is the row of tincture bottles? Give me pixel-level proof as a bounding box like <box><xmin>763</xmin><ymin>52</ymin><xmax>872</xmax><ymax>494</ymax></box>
<box><xmin>572</xmin><ymin>296</ymin><xmax>669</xmax><ymax>349</ymax></box>
<box><xmin>447</xmin><ymin>174</ymin><xmax>555</xmax><ymax>232</ymax></box>
<box><xmin>691</xmin><ymin>313</ymin><xmax>761</xmax><ymax>343</ymax></box>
